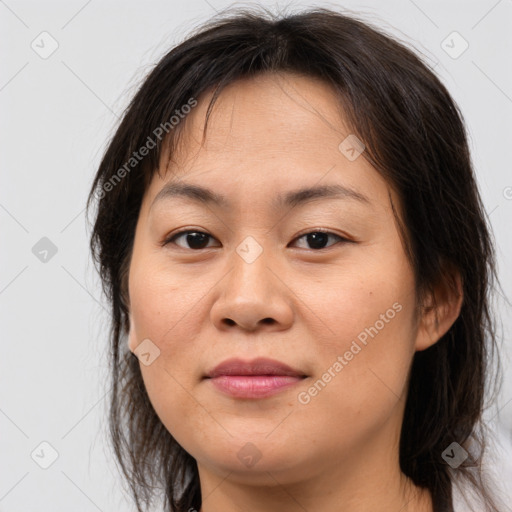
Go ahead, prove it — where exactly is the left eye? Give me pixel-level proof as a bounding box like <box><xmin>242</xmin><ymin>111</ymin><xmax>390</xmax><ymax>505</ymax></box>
<box><xmin>163</xmin><ymin>230</ymin><xmax>348</xmax><ymax>251</ymax></box>
<box><xmin>292</xmin><ymin>230</ymin><xmax>347</xmax><ymax>250</ymax></box>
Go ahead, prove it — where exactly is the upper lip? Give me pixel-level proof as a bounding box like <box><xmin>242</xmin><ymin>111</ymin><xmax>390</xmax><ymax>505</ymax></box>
<box><xmin>205</xmin><ymin>357</ymin><xmax>306</xmax><ymax>378</ymax></box>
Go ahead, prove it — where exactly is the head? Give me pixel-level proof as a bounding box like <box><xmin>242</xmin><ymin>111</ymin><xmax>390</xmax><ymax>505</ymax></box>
<box><xmin>87</xmin><ymin>7</ymin><xmax>503</xmax><ymax>512</ymax></box>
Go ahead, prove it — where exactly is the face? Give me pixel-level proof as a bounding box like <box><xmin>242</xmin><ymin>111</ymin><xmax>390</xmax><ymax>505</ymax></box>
<box><xmin>127</xmin><ymin>72</ymin><xmax>434</xmax><ymax>486</ymax></box>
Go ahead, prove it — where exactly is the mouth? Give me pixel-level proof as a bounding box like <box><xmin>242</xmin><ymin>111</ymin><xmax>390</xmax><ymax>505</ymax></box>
<box><xmin>204</xmin><ymin>357</ymin><xmax>308</xmax><ymax>399</ymax></box>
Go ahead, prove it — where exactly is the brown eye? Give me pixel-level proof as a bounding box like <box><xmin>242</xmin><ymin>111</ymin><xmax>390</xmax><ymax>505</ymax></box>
<box><xmin>164</xmin><ymin>230</ymin><xmax>217</xmax><ymax>250</ymax></box>
<box><xmin>163</xmin><ymin>229</ymin><xmax>350</xmax><ymax>251</ymax></box>
<box><xmin>291</xmin><ymin>230</ymin><xmax>349</xmax><ymax>250</ymax></box>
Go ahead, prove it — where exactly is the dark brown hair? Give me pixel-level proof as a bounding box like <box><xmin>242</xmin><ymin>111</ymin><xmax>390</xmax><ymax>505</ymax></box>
<box><xmin>86</xmin><ymin>6</ymin><xmax>507</xmax><ymax>512</ymax></box>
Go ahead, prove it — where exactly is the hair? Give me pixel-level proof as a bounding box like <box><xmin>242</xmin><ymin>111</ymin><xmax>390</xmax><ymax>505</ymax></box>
<box><xmin>86</xmin><ymin>6</ymin><xmax>507</xmax><ymax>512</ymax></box>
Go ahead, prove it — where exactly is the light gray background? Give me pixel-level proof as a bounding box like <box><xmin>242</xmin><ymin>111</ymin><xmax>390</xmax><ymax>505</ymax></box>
<box><xmin>1</xmin><ymin>0</ymin><xmax>511</xmax><ymax>511</ymax></box>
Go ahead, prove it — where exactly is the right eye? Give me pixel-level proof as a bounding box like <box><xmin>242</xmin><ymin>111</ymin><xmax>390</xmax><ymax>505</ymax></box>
<box><xmin>162</xmin><ymin>230</ymin><xmax>219</xmax><ymax>250</ymax></box>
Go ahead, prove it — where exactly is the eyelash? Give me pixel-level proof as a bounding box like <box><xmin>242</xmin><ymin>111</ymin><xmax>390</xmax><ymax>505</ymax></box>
<box><xmin>162</xmin><ymin>229</ymin><xmax>351</xmax><ymax>251</ymax></box>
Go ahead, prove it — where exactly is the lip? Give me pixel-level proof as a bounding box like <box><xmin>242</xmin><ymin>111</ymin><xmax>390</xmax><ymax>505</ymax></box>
<box><xmin>204</xmin><ymin>357</ymin><xmax>307</xmax><ymax>399</ymax></box>
<box><xmin>206</xmin><ymin>357</ymin><xmax>306</xmax><ymax>378</ymax></box>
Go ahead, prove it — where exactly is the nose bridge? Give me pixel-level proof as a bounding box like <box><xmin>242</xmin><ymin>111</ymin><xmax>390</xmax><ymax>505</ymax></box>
<box><xmin>230</xmin><ymin>233</ymin><xmax>274</xmax><ymax>297</ymax></box>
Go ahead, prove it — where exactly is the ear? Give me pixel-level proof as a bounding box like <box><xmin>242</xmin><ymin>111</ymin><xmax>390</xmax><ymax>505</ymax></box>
<box><xmin>127</xmin><ymin>313</ymin><xmax>138</xmax><ymax>353</ymax></box>
<box><xmin>415</xmin><ymin>263</ymin><xmax>463</xmax><ymax>352</ymax></box>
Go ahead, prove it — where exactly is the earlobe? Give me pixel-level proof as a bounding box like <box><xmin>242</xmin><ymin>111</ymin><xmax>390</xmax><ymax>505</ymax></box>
<box><xmin>415</xmin><ymin>266</ymin><xmax>464</xmax><ymax>352</ymax></box>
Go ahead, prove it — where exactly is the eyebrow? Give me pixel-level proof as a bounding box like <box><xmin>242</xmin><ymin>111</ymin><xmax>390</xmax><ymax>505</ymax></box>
<box><xmin>150</xmin><ymin>181</ymin><xmax>371</xmax><ymax>212</ymax></box>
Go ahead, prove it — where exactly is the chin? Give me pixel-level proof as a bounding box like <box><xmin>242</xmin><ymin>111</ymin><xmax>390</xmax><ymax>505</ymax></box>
<box><xmin>195</xmin><ymin>440</ymin><xmax>312</xmax><ymax>482</ymax></box>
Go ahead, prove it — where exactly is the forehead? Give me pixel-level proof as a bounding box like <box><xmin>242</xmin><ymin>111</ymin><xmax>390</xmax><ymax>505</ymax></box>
<box><xmin>172</xmin><ymin>71</ymin><xmax>348</xmax><ymax>159</ymax></box>
<box><xmin>144</xmin><ymin>72</ymin><xmax>394</xmax><ymax>215</ymax></box>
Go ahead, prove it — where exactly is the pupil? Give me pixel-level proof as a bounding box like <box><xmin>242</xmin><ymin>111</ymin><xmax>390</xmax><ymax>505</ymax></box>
<box><xmin>307</xmin><ymin>232</ymin><xmax>328</xmax><ymax>249</ymax></box>
<box><xmin>187</xmin><ymin>232</ymin><xmax>209</xmax><ymax>249</ymax></box>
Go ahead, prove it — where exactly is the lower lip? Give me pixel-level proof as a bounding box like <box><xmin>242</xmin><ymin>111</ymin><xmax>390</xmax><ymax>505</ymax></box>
<box><xmin>207</xmin><ymin>375</ymin><xmax>304</xmax><ymax>398</ymax></box>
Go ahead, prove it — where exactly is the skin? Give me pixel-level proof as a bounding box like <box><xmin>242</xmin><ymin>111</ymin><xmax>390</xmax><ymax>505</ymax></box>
<box><xmin>126</xmin><ymin>71</ymin><xmax>463</xmax><ymax>512</ymax></box>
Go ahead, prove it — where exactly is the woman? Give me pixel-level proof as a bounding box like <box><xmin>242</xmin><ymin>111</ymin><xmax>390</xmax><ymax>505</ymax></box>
<box><xmin>86</xmin><ymin>7</ymin><xmax>507</xmax><ymax>512</ymax></box>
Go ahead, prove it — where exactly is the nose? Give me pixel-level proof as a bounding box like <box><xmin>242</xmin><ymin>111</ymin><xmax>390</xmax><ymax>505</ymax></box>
<box><xmin>210</xmin><ymin>241</ymin><xmax>294</xmax><ymax>333</ymax></box>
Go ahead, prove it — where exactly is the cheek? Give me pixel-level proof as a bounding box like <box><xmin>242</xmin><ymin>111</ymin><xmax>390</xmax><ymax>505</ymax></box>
<box><xmin>297</xmin><ymin>250</ymin><xmax>413</xmax><ymax>351</ymax></box>
<box><xmin>138</xmin><ymin>363</ymin><xmax>225</xmax><ymax>463</ymax></box>
<box><xmin>292</xmin><ymin>307</ymin><xmax>416</xmax><ymax>455</ymax></box>
<box><xmin>292</xmin><ymin>258</ymin><xmax>417</xmax><ymax>427</ymax></box>
<box><xmin>127</xmin><ymin>268</ymin><xmax>210</xmax><ymax>447</ymax></box>
<box><xmin>128</xmin><ymin>262</ymin><xmax>210</xmax><ymax>438</ymax></box>
<box><xmin>128</xmin><ymin>257</ymin><xmax>206</xmax><ymax>351</ymax></box>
